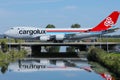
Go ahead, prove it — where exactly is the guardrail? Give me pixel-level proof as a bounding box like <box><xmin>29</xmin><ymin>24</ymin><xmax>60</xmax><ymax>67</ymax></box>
<box><xmin>6</xmin><ymin>42</ymin><xmax>120</xmax><ymax>46</ymax></box>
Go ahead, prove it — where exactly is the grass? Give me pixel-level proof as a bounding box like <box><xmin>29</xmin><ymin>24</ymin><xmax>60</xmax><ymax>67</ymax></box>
<box><xmin>97</xmin><ymin>38</ymin><xmax>120</xmax><ymax>42</ymax></box>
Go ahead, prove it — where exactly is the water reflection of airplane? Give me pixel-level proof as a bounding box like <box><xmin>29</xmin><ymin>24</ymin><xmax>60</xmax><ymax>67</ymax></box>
<box><xmin>99</xmin><ymin>73</ymin><xmax>115</xmax><ymax>80</ymax></box>
<box><xmin>7</xmin><ymin>59</ymin><xmax>115</xmax><ymax>80</ymax></box>
<box><xmin>8</xmin><ymin>59</ymin><xmax>88</xmax><ymax>72</ymax></box>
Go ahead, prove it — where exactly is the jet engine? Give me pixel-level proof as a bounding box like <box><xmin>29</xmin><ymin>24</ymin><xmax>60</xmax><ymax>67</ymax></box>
<box><xmin>39</xmin><ymin>35</ymin><xmax>50</xmax><ymax>41</ymax></box>
<box><xmin>55</xmin><ymin>34</ymin><xmax>65</xmax><ymax>40</ymax></box>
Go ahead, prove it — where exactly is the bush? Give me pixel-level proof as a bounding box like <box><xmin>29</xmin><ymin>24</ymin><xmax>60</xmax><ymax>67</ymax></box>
<box><xmin>0</xmin><ymin>49</ymin><xmax>27</xmax><ymax>61</ymax></box>
<box><xmin>87</xmin><ymin>47</ymin><xmax>120</xmax><ymax>78</ymax></box>
<box><xmin>87</xmin><ymin>47</ymin><xmax>105</xmax><ymax>62</ymax></box>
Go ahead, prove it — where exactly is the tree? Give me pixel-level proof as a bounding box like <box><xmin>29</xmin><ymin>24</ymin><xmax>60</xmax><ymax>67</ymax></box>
<box><xmin>1</xmin><ymin>41</ymin><xmax>8</xmax><ymax>53</ymax></box>
<box><xmin>46</xmin><ymin>24</ymin><xmax>55</xmax><ymax>28</ymax></box>
<box><xmin>71</xmin><ymin>23</ymin><xmax>81</xmax><ymax>28</ymax></box>
<box><xmin>1</xmin><ymin>63</ymin><xmax>9</xmax><ymax>74</ymax></box>
<box><xmin>45</xmin><ymin>24</ymin><xmax>60</xmax><ymax>52</ymax></box>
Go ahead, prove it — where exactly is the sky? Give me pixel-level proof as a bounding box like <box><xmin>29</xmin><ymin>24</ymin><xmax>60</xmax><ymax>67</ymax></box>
<box><xmin>0</xmin><ymin>0</ymin><xmax>120</xmax><ymax>34</ymax></box>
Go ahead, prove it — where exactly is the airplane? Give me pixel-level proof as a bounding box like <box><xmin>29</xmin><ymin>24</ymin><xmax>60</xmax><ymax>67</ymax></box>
<box><xmin>4</xmin><ymin>11</ymin><xmax>120</xmax><ymax>42</ymax></box>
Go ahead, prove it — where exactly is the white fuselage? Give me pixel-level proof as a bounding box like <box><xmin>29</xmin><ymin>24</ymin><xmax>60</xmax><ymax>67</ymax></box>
<box><xmin>4</xmin><ymin>27</ymin><xmax>115</xmax><ymax>42</ymax></box>
<box><xmin>4</xmin><ymin>27</ymin><xmax>94</xmax><ymax>41</ymax></box>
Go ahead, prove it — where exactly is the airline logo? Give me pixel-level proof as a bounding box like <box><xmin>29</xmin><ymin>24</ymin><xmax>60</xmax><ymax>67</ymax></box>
<box><xmin>19</xmin><ymin>29</ymin><xmax>46</xmax><ymax>35</ymax></box>
<box><xmin>104</xmin><ymin>17</ymin><xmax>114</xmax><ymax>27</ymax></box>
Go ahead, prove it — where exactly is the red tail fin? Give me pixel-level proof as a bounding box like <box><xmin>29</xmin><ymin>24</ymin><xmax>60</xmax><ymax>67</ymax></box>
<box><xmin>90</xmin><ymin>11</ymin><xmax>120</xmax><ymax>32</ymax></box>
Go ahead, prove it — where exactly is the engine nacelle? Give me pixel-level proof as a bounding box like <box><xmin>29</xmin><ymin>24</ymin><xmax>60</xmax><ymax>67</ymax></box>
<box><xmin>39</xmin><ymin>35</ymin><xmax>50</xmax><ymax>41</ymax></box>
<box><xmin>55</xmin><ymin>34</ymin><xmax>65</xmax><ymax>40</ymax></box>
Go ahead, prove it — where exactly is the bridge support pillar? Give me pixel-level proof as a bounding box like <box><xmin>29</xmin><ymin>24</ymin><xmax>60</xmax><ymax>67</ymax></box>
<box><xmin>31</xmin><ymin>45</ymin><xmax>41</xmax><ymax>56</ymax></box>
<box><xmin>77</xmin><ymin>45</ymin><xmax>87</xmax><ymax>51</ymax></box>
<box><xmin>101</xmin><ymin>45</ymin><xmax>116</xmax><ymax>52</ymax></box>
<box><xmin>7</xmin><ymin>45</ymin><xmax>21</xmax><ymax>51</ymax></box>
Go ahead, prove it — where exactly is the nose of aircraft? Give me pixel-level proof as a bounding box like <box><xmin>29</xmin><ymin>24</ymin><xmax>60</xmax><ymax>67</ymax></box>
<box><xmin>4</xmin><ymin>30</ymin><xmax>11</xmax><ymax>37</ymax></box>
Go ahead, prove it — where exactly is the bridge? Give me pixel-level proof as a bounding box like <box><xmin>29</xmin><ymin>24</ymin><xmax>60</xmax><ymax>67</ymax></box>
<box><xmin>7</xmin><ymin>42</ymin><xmax>120</xmax><ymax>46</ymax></box>
<box><xmin>5</xmin><ymin>42</ymin><xmax>120</xmax><ymax>57</ymax></box>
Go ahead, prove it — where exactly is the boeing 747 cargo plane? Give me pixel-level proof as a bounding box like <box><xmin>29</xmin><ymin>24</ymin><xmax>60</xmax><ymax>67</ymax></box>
<box><xmin>4</xmin><ymin>11</ymin><xmax>120</xmax><ymax>42</ymax></box>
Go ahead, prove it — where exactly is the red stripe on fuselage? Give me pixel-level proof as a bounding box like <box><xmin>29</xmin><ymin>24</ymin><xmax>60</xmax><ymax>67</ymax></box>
<box><xmin>46</xmin><ymin>30</ymin><xmax>86</xmax><ymax>32</ymax></box>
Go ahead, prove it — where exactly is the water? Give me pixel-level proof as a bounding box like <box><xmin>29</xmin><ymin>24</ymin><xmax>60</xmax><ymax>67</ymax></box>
<box><xmin>0</xmin><ymin>59</ymin><xmax>108</xmax><ymax>80</ymax></box>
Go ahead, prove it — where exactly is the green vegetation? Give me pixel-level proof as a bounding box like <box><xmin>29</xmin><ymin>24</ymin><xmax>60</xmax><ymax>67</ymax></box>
<box><xmin>0</xmin><ymin>39</ymin><xmax>27</xmax><ymax>62</ymax></box>
<box><xmin>97</xmin><ymin>38</ymin><xmax>120</xmax><ymax>42</ymax></box>
<box><xmin>0</xmin><ymin>40</ymin><xmax>27</xmax><ymax>74</ymax></box>
<box><xmin>0</xmin><ymin>39</ymin><xmax>24</xmax><ymax>43</ymax></box>
<box><xmin>1</xmin><ymin>41</ymin><xmax>8</xmax><ymax>53</ymax></box>
<box><xmin>71</xmin><ymin>23</ymin><xmax>81</xmax><ymax>28</ymax></box>
<box><xmin>87</xmin><ymin>47</ymin><xmax>120</xmax><ymax>78</ymax></box>
<box><xmin>45</xmin><ymin>46</ymin><xmax>60</xmax><ymax>52</ymax></box>
<box><xmin>89</xmin><ymin>62</ymin><xmax>110</xmax><ymax>73</ymax></box>
<box><xmin>0</xmin><ymin>50</ymin><xmax>27</xmax><ymax>61</ymax></box>
<box><xmin>0</xmin><ymin>61</ymin><xmax>9</xmax><ymax>74</ymax></box>
<box><xmin>46</xmin><ymin>24</ymin><xmax>55</xmax><ymax>28</ymax></box>
<box><xmin>45</xmin><ymin>24</ymin><xmax>61</xmax><ymax>52</ymax></box>
<box><xmin>0</xmin><ymin>49</ymin><xmax>27</xmax><ymax>74</ymax></box>
<box><xmin>66</xmin><ymin>46</ymin><xmax>76</xmax><ymax>52</ymax></box>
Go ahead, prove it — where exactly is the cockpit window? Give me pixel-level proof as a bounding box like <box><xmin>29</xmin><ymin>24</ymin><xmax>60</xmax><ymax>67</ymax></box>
<box><xmin>10</xmin><ymin>28</ymin><xmax>14</xmax><ymax>29</ymax></box>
